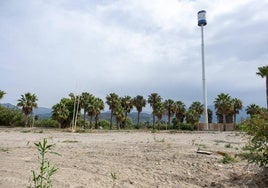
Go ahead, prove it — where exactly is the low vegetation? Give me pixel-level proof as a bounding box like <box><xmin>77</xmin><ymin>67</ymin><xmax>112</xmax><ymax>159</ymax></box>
<box><xmin>241</xmin><ymin>111</ymin><xmax>268</xmax><ymax>167</ymax></box>
<box><xmin>30</xmin><ymin>138</ymin><xmax>59</xmax><ymax>188</ymax></box>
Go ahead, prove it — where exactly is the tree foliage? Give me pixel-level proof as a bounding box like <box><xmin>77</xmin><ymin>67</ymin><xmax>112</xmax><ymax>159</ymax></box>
<box><xmin>0</xmin><ymin>90</ymin><xmax>6</xmax><ymax>100</ymax></box>
<box><xmin>242</xmin><ymin>110</ymin><xmax>268</xmax><ymax>167</ymax></box>
<box><xmin>133</xmin><ymin>95</ymin><xmax>146</xmax><ymax>125</ymax></box>
<box><xmin>17</xmin><ymin>92</ymin><xmax>38</xmax><ymax>127</ymax></box>
<box><xmin>0</xmin><ymin>106</ymin><xmax>24</xmax><ymax>126</ymax></box>
<box><xmin>256</xmin><ymin>65</ymin><xmax>268</xmax><ymax>109</ymax></box>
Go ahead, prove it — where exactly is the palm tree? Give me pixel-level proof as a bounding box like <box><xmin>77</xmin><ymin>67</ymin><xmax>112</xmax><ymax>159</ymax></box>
<box><xmin>214</xmin><ymin>93</ymin><xmax>233</xmax><ymax>131</ymax></box>
<box><xmin>106</xmin><ymin>93</ymin><xmax>120</xmax><ymax>129</ymax></box>
<box><xmin>189</xmin><ymin>101</ymin><xmax>204</xmax><ymax>117</ymax></box>
<box><xmin>246</xmin><ymin>104</ymin><xmax>261</xmax><ymax>118</ymax></box>
<box><xmin>207</xmin><ymin>109</ymin><xmax>213</xmax><ymax>123</ymax></box>
<box><xmin>0</xmin><ymin>90</ymin><xmax>5</xmax><ymax>100</ymax></box>
<box><xmin>113</xmin><ymin>105</ymin><xmax>125</xmax><ymax>130</ymax></box>
<box><xmin>232</xmin><ymin>98</ymin><xmax>243</xmax><ymax>129</ymax></box>
<box><xmin>174</xmin><ymin>101</ymin><xmax>186</xmax><ymax>129</ymax></box>
<box><xmin>17</xmin><ymin>92</ymin><xmax>38</xmax><ymax>127</ymax></box>
<box><xmin>80</xmin><ymin>92</ymin><xmax>94</xmax><ymax>129</ymax></box>
<box><xmin>154</xmin><ymin>101</ymin><xmax>164</xmax><ymax>130</ymax></box>
<box><xmin>93</xmin><ymin>98</ymin><xmax>104</xmax><ymax>129</ymax></box>
<box><xmin>186</xmin><ymin>109</ymin><xmax>199</xmax><ymax>129</ymax></box>
<box><xmin>133</xmin><ymin>95</ymin><xmax>146</xmax><ymax>125</ymax></box>
<box><xmin>256</xmin><ymin>65</ymin><xmax>268</xmax><ymax>109</ymax></box>
<box><xmin>163</xmin><ymin>99</ymin><xmax>176</xmax><ymax>127</ymax></box>
<box><xmin>121</xmin><ymin>96</ymin><xmax>134</xmax><ymax>129</ymax></box>
<box><xmin>52</xmin><ymin>102</ymin><xmax>70</xmax><ymax>128</ymax></box>
<box><xmin>148</xmin><ymin>93</ymin><xmax>162</xmax><ymax>129</ymax></box>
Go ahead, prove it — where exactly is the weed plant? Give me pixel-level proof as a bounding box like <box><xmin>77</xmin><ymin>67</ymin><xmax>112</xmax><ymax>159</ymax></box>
<box><xmin>30</xmin><ymin>138</ymin><xmax>59</xmax><ymax>188</ymax></box>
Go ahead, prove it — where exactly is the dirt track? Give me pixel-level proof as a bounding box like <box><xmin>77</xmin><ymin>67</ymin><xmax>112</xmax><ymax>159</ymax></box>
<box><xmin>0</xmin><ymin>128</ymin><xmax>267</xmax><ymax>188</ymax></box>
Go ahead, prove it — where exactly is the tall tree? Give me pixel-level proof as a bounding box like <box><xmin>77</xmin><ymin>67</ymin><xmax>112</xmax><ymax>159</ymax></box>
<box><xmin>52</xmin><ymin>102</ymin><xmax>70</xmax><ymax>128</ymax></box>
<box><xmin>154</xmin><ymin>101</ymin><xmax>164</xmax><ymax>130</ymax></box>
<box><xmin>163</xmin><ymin>99</ymin><xmax>176</xmax><ymax>126</ymax></box>
<box><xmin>17</xmin><ymin>92</ymin><xmax>38</xmax><ymax>127</ymax></box>
<box><xmin>232</xmin><ymin>98</ymin><xmax>243</xmax><ymax>129</ymax></box>
<box><xmin>133</xmin><ymin>95</ymin><xmax>146</xmax><ymax>125</ymax></box>
<box><xmin>256</xmin><ymin>65</ymin><xmax>268</xmax><ymax>109</ymax></box>
<box><xmin>113</xmin><ymin>105</ymin><xmax>125</xmax><ymax>130</ymax></box>
<box><xmin>0</xmin><ymin>90</ymin><xmax>5</xmax><ymax>100</ymax></box>
<box><xmin>207</xmin><ymin>109</ymin><xmax>213</xmax><ymax>123</ymax></box>
<box><xmin>186</xmin><ymin>109</ymin><xmax>199</xmax><ymax>129</ymax></box>
<box><xmin>148</xmin><ymin>93</ymin><xmax>162</xmax><ymax>129</ymax></box>
<box><xmin>246</xmin><ymin>104</ymin><xmax>261</xmax><ymax>118</ymax></box>
<box><xmin>80</xmin><ymin>92</ymin><xmax>94</xmax><ymax>129</ymax></box>
<box><xmin>214</xmin><ymin>93</ymin><xmax>233</xmax><ymax>131</ymax></box>
<box><xmin>189</xmin><ymin>101</ymin><xmax>204</xmax><ymax>117</ymax></box>
<box><xmin>106</xmin><ymin>93</ymin><xmax>120</xmax><ymax>129</ymax></box>
<box><xmin>93</xmin><ymin>98</ymin><xmax>104</xmax><ymax>129</ymax></box>
<box><xmin>174</xmin><ymin>101</ymin><xmax>186</xmax><ymax>129</ymax></box>
<box><xmin>121</xmin><ymin>96</ymin><xmax>133</xmax><ymax>129</ymax></box>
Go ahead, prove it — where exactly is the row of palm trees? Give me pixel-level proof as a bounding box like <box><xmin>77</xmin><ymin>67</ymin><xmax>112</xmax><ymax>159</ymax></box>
<box><xmin>0</xmin><ymin>89</ymin><xmax>263</xmax><ymax>130</ymax></box>
<box><xmin>0</xmin><ymin>65</ymin><xmax>267</xmax><ymax>129</ymax></box>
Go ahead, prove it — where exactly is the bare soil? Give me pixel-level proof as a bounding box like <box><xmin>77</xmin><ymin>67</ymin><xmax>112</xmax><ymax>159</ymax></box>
<box><xmin>0</xmin><ymin>127</ymin><xmax>267</xmax><ymax>188</ymax></box>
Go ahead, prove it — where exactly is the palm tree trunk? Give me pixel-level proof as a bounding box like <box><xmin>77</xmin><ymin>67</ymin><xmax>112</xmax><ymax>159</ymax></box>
<box><xmin>157</xmin><ymin>118</ymin><xmax>160</xmax><ymax>130</ymax></box>
<box><xmin>83</xmin><ymin>109</ymin><xmax>86</xmax><ymax>129</ymax></box>
<box><xmin>168</xmin><ymin>113</ymin><xmax>171</xmax><ymax>126</ymax></box>
<box><xmin>137</xmin><ymin>111</ymin><xmax>140</xmax><ymax>125</ymax></box>
<box><xmin>233</xmin><ymin>114</ymin><xmax>237</xmax><ymax>130</ymax></box>
<box><xmin>152</xmin><ymin>114</ymin><xmax>155</xmax><ymax>129</ymax></box>
<box><xmin>90</xmin><ymin>115</ymin><xmax>93</xmax><ymax>129</ymax></box>
<box><xmin>266</xmin><ymin>77</ymin><xmax>268</xmax><ymax>109</ymax></box>
<box><xmin>24</xmin><ymin>114</ymin><xmax>28</xmax><ymax>127</ymax></box>
<box><xmin>95</xmin><ymin>115</ymin><xmax>99</xmax><ymax>129</ymax></box>
<box><xmin>110</xmin><ymin>109</ymin><xmax>113</xmax><ymax>130</ymax></box>
<box><xmin>223</xmin><ymin>114</ymin><xmax>226</xmax><ymax>131</ymax></box>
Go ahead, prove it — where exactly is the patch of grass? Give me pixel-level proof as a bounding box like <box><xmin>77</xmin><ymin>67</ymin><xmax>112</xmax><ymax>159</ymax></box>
<box><xmin>62</xmin><ymin>140</ymin><xmax>79</xmax><ymax>143</ymax></box>
<box><xmin>221</xmin><ymin>154</ymin><xmax>236</xmax><ymax>164</ymax></box>
<box><xmin>111</xmin><ymin>172</ymin><xmax>117</xmax><ymax>187</ymax></box>
<box><xmin>21</xmin><ymin>130</ymin><xmax>31</xmax><ymax>133</ymax></box>
<box><xmin>225</xmin><ymin>143</ymin><xmax>232</xmax><ymax>148</ymax></box>
<box><xmin>153</xmin><ymin>136</ymin><xmax>165</xmax><ymax>142</ymax></box>
<box><xmin>34</xmin><ymin>130</ymin><xmax>43</xmax><ymax>134</ymax></box>
<box><xmin>151</xmin><ymin>129</ymin><xmax>157</xmax><ymax>133</ymax></box>
<box><xmin>0</xmin><ymin>148</ymin><xmax>9</xmax><ymax>152</ymax></box>
<box><xmin>196</xmin><ymin>143</ymin><xmax>207</xmax><ymax>149</ymax></box>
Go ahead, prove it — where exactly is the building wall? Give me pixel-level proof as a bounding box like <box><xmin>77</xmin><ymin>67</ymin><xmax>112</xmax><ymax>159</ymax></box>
<box><xmin>198</xmin><ymin>123</ymin><xmax>234</xmax><ymax>131</ymax></box>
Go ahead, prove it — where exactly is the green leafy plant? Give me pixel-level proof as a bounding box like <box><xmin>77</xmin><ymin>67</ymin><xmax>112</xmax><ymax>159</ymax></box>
<box><xmin>241</xmin><ymin>112</ymin><xmax>268</xmax><ymax>167</ymax></box>
<box><xmin>110</xmin><ymin>172</ymin><xmax>117</xmax><ymax>187</ymax></box>
<box><xmin>30</xmin><ymin>138</ymin><xmax>59</xmax><ymax>188</ymax></box>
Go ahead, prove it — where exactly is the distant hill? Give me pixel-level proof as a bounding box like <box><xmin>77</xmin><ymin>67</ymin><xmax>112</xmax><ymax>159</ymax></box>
<box><xmin>0</xmin><ymin>103</ymin><xmax>52</xmax><ymax>119</ymax></box>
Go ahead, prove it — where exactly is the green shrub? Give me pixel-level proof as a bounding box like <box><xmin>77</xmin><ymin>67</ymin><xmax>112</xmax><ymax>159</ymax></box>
<box><xmin>241</xmin><ymin>111</ymin><xmax>268</xmax><ymax>167</ymax></box>
<box><xmin>35</xmin><ymin>118</ymin><xmax>59</xmax><ymax>128</ymax></box>
<box><xmin>0</xmin><ymin>106</ymin><xmax>24</xmax><ymax>126</ymax></box>
<box><xmin>98</xmin><ymin>120</ymin><xmax>110</xmax><ymax>129</ymax></box>
<box><xmin>180</xmin><ymin>123</ymin><xmax>196</xmax><ymax>131</ymax></box>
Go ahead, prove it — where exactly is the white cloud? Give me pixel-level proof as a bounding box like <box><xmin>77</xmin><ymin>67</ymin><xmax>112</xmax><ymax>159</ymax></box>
<box><xmin>0</xmin><ymin>0</ymin><xmax>267</xmax><ymax>109</ymax></box>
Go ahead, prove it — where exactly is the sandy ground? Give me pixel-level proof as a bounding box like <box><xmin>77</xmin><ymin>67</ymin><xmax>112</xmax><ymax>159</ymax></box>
<box><xmin>0</xmin><ymin>128</ymin><xmax>267</xmax><ymax>188</ymax></box>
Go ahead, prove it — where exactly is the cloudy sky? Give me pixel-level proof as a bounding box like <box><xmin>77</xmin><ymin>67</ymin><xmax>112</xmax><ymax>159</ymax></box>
<box><xmin>0</xmin><ymin>0</ymin><xmax>267</xmax><ymax>111</ymax></box>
